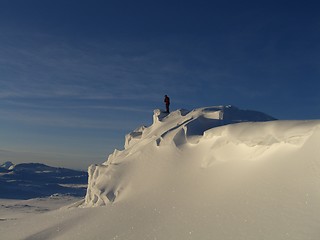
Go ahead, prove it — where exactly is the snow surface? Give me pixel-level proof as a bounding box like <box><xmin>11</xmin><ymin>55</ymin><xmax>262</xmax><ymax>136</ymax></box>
<box><xmin>1</xmin><ymin>106</ymin><xmax>320</xmax><ymax>240</ymax></box>
<box><xmin>0</xmin><ymin>195</ymin><xmax>83</xmax><ymax>221</ymax></box>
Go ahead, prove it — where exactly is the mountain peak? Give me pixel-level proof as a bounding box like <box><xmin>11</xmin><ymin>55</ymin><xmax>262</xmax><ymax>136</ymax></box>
<box><xmin>0</xmin><ymin>161</ymin><xmax>14</xmax><ymax>170</ymax></box>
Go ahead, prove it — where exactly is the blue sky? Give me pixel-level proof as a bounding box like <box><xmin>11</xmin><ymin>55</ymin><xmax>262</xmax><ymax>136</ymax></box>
<box><xmin>0</xmin><ymin>0</ymin><xmax>319</xmax><ymax>169</ymax></box>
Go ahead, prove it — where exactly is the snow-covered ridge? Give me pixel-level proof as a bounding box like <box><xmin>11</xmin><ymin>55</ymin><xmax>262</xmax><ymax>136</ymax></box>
<box><xmin>125</xmin><ymin>105</ymin><xmax>275</xmax><ymax>149</ymax></box>
<box><xmin>84</xmin><ymin>105</ymin><xmax>283</xmax><ymax>206</ymax></box>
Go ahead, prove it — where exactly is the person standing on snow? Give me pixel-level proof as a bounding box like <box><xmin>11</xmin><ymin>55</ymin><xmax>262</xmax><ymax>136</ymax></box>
<box><xmin>164</xmin><ymin>95</ymin><xmax>170</xmax><ymax>113</ymax></box>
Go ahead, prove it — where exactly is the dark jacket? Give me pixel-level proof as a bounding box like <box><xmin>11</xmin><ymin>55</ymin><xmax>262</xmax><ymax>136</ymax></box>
<box><xmin>164</xmin><ymin>96</ymin><xmax>170</xmax><ymax>105</ymax></box>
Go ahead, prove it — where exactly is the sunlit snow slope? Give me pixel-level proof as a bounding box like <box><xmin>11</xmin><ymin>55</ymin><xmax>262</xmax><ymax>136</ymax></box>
<box><xmin>81</xmin><ymin>106</ymin><xmax>320</xmax><ymax>239</ymax></box>
<box><xmin>86</xmin><ymin>105</ymin><xmax>316</xmax><ymax>207</ymax></box>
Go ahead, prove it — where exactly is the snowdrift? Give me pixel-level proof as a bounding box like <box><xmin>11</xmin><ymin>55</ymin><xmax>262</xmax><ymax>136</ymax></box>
<box><xmin>84</xmin><ymin>105</ymin><xmax>282</xmax><ymax>206</ymax></box>
<box><xmin>75</xmin><ymin>106</ymin><xmax>320</xmax><ymax>239</ymax></box>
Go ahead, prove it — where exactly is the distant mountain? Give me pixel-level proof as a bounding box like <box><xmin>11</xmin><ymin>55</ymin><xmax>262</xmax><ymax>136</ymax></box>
<box><xmin>0</xmin><ymin>161</ymin><xmax>14</xmax><ymax>172</ymax></box>
<box><xmin>0</xmin><ymin>162</ymin><xmax>88</xmax><ymax>199</ymax></box>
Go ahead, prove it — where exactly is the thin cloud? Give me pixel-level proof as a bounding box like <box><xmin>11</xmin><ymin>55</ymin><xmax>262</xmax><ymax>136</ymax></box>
<box><xmin>0</xmin><ymin>33</ymin><xmax>201</xmax><ymax>102</ymax></box>
<box><xmin>0</xmin><ymin>108</ymin><xmax>138</xmax><ymax>130</ymax></box>
<box><xmin>2</xmin><ymin>99</ymin><xmax>152</xmax><ymax>112</ymax></box>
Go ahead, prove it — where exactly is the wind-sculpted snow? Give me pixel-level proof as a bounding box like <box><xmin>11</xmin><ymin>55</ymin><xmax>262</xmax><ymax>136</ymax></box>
<box><xmin>84</xmin><ymin>106</ymin><xmax>279</xmax><ymax>206</ymax></box>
